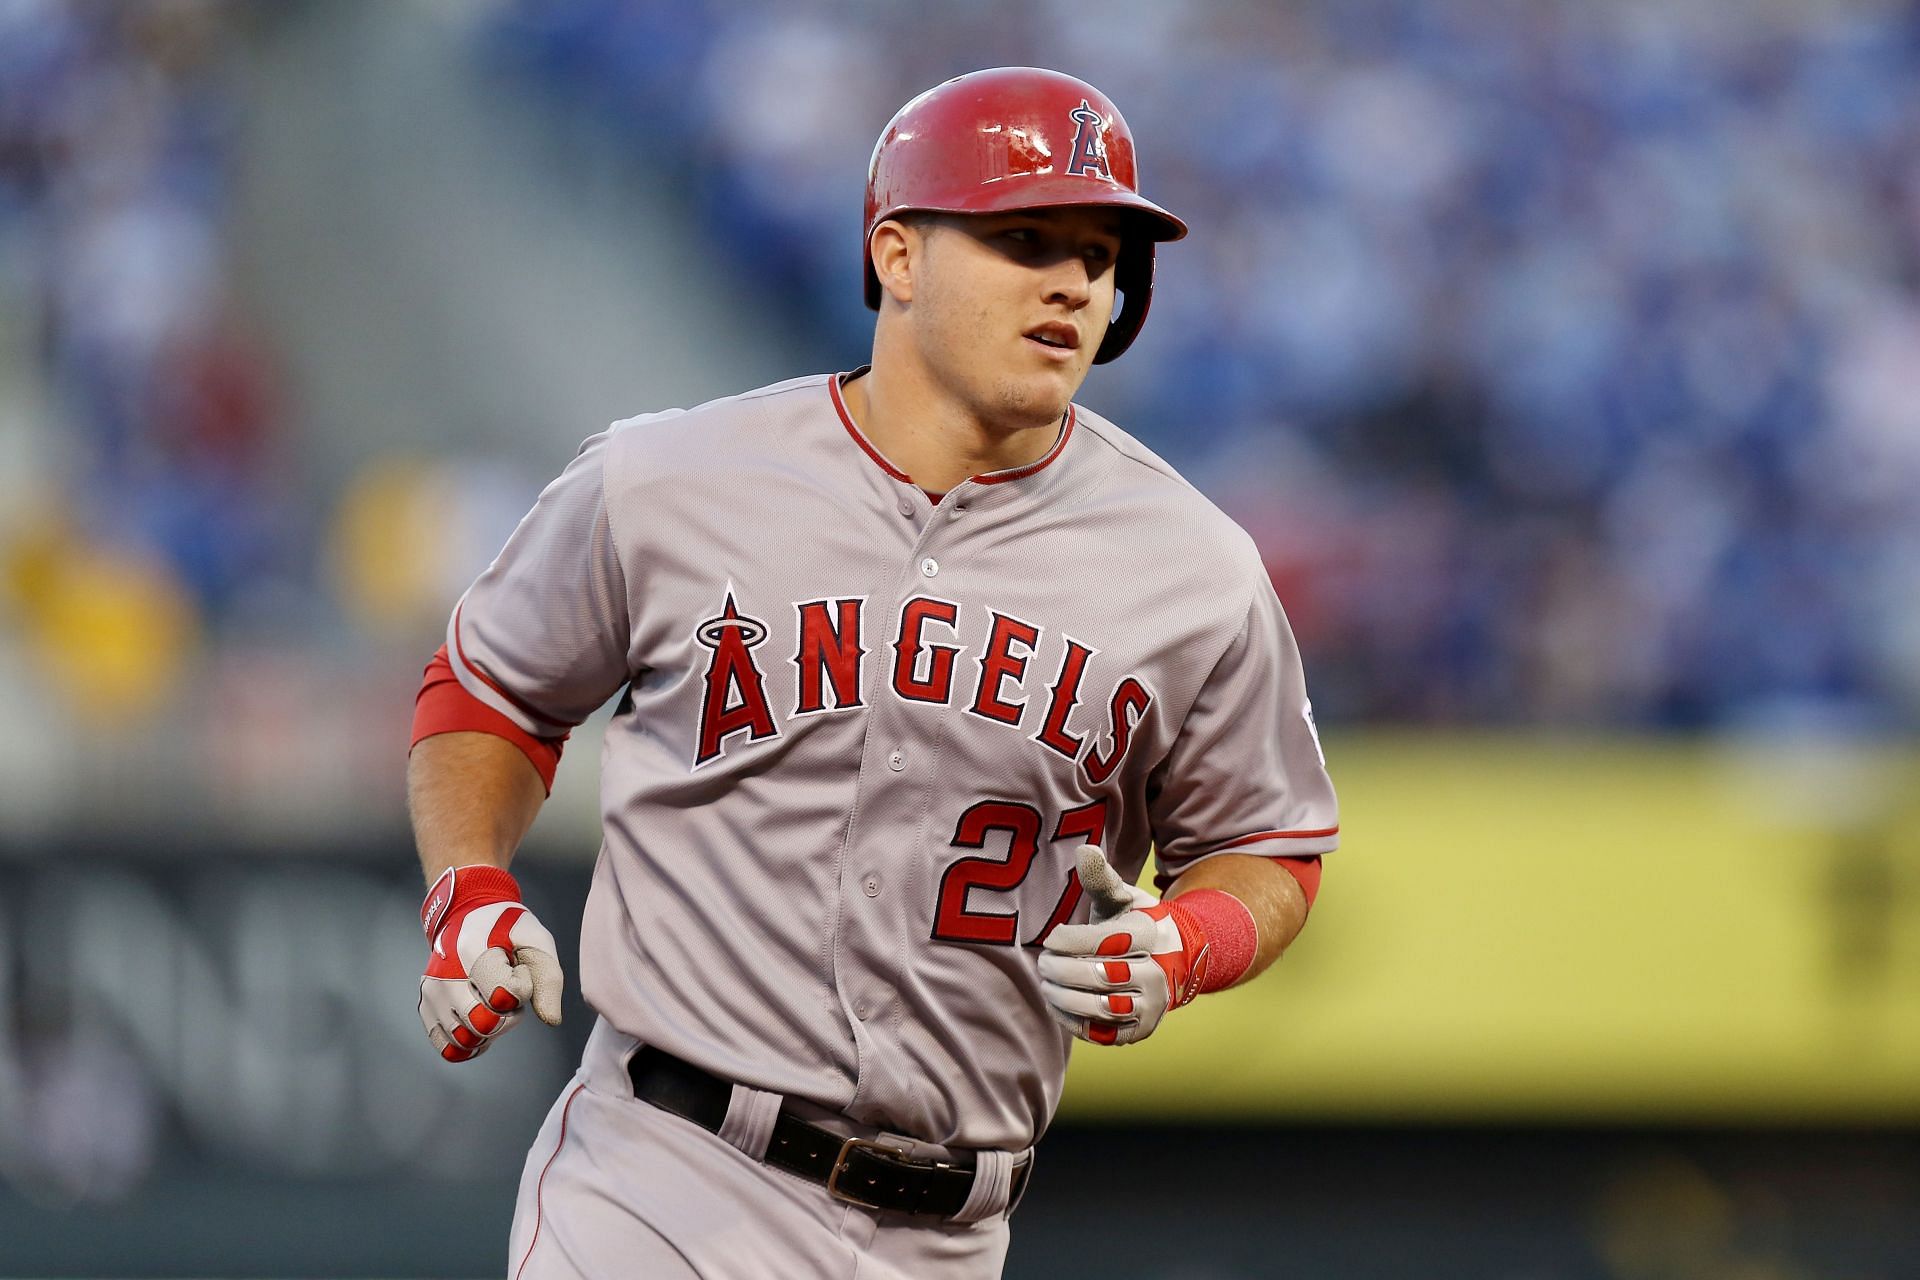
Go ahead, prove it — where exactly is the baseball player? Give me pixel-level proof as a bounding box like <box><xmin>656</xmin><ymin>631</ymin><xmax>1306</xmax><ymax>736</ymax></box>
<box><xmin>408</xmin><ymin>67</ymin><xmax>1337</xmax><ymax>1279</ymax></box>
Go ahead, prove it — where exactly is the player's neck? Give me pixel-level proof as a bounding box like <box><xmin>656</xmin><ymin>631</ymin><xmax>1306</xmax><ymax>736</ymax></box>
<box><xmin>846</xmin><ymin>358</ymin><xmax>1061</xmax><ymax>495</ymax></box>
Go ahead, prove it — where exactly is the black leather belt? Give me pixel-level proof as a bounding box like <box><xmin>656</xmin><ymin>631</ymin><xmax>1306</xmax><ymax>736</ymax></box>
<box><xmin>627</xmin><ymin>1046</ymin><xmax>1031</xmax><ymax>1218</ymax></box>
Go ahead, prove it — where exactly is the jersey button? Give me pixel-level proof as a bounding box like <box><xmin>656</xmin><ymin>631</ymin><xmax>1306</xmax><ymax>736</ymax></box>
<box><xmin>887</xmin><ymin>750</ymin><xmax>906</xmax><ymax>772</ymax></box>
<box><xmin>920</xmin><ymin>557</ymin><xmax>939</xmax><ymax>578</ymax></box>
<box><xmin>898</xmin><ymin>497</ymin><xmax>915</xmax><ymax>517</ymax></box>
<box><xmin>854</xmin><ymin>1003</ymin><xmax>871</xmax><ymax>1021</ymax></box>
<box><xmin>863</xmin><ymin>876</ymin><xmax>881</xmax><ymax>898</ymax></box>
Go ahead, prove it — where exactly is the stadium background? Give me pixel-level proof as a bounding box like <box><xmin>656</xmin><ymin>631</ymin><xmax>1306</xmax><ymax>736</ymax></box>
<box><xmin>2</xmin><ymin>1</ymin><xmax>1918</xmax><ymax>1275</ymax></box>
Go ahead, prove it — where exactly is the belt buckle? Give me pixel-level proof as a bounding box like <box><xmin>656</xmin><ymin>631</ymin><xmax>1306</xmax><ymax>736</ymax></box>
<box><xmin>827</xmin><ymin>1136</ymin><xmax>907</xmax><ymax>1210</ymax></box>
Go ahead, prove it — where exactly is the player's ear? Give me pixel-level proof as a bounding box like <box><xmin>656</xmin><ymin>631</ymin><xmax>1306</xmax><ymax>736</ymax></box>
<box><xmin>870</xmin><ymin>218</ymin><xmax>921</xmax><ymax>306</ymax></box>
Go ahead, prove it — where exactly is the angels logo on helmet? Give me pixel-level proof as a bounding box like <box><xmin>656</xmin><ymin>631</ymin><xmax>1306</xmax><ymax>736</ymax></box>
<box><xmin>1063</xmin><ymin>101</ymin><xmax>1113</xmax><ymax>181</ymax></box>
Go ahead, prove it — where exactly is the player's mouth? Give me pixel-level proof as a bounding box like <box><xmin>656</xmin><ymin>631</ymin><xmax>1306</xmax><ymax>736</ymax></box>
<box><xmin>1023</xmin><ymin>322</ymin><xmax>1081</xmax><ymax>362</ymax></box>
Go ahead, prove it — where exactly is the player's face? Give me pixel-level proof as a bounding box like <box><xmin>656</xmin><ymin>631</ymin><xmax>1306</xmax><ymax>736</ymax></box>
<box><xmin>909</xmin><ymin>208</ymin><xmax>1125</xmax><ymax>431</ymax></box>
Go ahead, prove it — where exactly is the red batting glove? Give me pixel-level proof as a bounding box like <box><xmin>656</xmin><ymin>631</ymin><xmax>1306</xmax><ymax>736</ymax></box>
<box><xmin>418</xmin><ymin>865</ymin><xmax>564</xmax><ymax>1063</ymax></box>
<box><xmin>1038</xmin><ymin>845</ymin><xmax>1257</xmax><ymax>1046</ymax></box>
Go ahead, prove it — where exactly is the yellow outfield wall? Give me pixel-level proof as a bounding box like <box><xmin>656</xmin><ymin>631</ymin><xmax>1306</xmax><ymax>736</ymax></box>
<box><xmin>1060</xmin><ymin>730</ymin><xmax>1920</xmax><ymax>1123</ymax></box>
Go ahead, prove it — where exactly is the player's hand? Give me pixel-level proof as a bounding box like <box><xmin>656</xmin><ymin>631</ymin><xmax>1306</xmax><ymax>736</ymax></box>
<box><xmin>1038</xmin><ymin>845</ymin><xmax>1211</xmax><ymax>1047</ymax></box>
<box><xmin>418</xmin><ymin>865</ymin><xmax>564</xmax><ymax>1063</ymax></box>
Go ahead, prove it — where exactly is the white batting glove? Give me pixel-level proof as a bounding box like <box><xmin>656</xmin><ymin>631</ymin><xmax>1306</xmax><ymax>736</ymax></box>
<box><xmin>418</xmin><ymin>865</ymin><xmax>563</xmax><ymax>1062</ymax></box>
<box><xmin>1039</xmin><ymin>846</ymin><xmax>1211</xmax><ymax>1047</ymax></box>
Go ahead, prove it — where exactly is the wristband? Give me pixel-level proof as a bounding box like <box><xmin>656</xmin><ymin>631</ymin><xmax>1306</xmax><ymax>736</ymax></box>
<box><xmin>1166</xmin><ymin>888</ymin><xmax>1259</xmax><ymax>995</ymax></box>
<box><xmin>421</xmin><ymin>864</ymin><xmax>524</xmax><ymax>939</ymax></box>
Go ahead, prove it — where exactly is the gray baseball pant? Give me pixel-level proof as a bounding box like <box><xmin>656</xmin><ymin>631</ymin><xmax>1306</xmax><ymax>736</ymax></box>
<box><xmin>507</xmin><ymin>1020</ymin><xmax>1019</xmax><ymax>1279</ymax></box>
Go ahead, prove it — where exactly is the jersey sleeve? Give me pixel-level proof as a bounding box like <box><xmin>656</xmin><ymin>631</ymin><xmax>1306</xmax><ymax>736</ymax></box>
<box><xmin>444</xmin><ymin>430</ymin><xmax>633</xmax><ymax>738</ymax></box>
<box><xmin>1148</xmin><ymin>573</ymin><xmax>1339</xmax><ymax>885</ymax></box>
<box><xmin>411</xmin><ymin>644</ymin><xmax>568</xmax><ymax>793</ymax></box>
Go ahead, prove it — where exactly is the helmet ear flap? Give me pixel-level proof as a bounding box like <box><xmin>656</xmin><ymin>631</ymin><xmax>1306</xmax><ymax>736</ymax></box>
<box><xmin>1094</xmin><ymin>246</ymin><xmax>1156</xmax><ymax>364</ymax></box>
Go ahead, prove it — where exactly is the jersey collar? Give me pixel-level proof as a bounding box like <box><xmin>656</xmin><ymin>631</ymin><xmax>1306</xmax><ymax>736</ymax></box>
<box><xmin>829</xmin><ymin>369</ymin><xmax>1075</xmax><ymax>491</ymax></box>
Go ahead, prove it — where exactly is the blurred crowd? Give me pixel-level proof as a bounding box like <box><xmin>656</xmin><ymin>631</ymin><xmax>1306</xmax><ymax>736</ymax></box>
<box><xmin>484</xmin><ymin>0</ymin><xmax>1920</xmax><ymax>729</ymax></box>
<box><xmin>0</xmin><ymin>0</ymin><xmax>289</xmax><ymax>722</ymax></box>
<box><xmin>3</xmin><ymin>0</ymin><xmax>1918</xmax><ymax>734</ymax></box>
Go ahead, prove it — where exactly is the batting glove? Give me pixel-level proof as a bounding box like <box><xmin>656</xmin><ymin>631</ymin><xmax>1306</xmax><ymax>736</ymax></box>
<box><xmin>418</xmin><ymin>865</ymin><xmax>563</xmax><ymax>1063</ymax></box>
<box><xmin>1039</xmin><ymin>846</ymin><xmax>1215</xmax><ymax>1047</ymax></box>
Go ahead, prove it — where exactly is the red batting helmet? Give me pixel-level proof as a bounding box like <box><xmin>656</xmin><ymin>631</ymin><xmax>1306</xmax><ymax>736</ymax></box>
<box><xmin>864</xmin><ymin>67</ymin><xmax>1188</xmax><ymax>364</ymax></box>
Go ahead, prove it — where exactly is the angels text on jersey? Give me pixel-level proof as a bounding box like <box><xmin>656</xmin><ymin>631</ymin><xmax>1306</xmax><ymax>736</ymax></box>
<box><xmin>693</xmin><ymin>585</ymin><xmax>1152</xmax><ymax>787</ymax></box>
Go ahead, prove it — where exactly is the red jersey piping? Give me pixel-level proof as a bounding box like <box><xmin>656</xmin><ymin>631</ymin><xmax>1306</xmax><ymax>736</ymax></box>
<box><xmin>513</xmin><ymin>1082</ymin><xmax>584</xmax><ymax>1280</ymax></box>
<box><xmin>827</xmin><ymin>373</ymin><xmax>1077</xmax><ymax>487</ymax></box>
<box><xmin>973</xmin><ymin>405</ymin><xmax>1075</xmax><ymax>484</ymax></box>
<box><xmin>451</xmin><ymin>601</ymin><xmax>569</xmax><ymax>734</ymax></box>
<box><xmin>828</xmin><ymin>374</ymin><xmax>912</xmax><ymax>482</ymax></box>
<box><xmin>1217</xmin><ymin>826</ymin><xmax>1340</xmax><ymax>850</ymax></box>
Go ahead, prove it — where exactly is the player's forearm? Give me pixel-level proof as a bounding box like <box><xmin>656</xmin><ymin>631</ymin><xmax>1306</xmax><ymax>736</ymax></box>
<box><xmin>1165</xmin><ymin>853</ymin><xmax>1308</xmax><ymax>985</ymax></box>
<box><xmin>407</xmin><ymin>731</ymin><xmax>548</xmax><ymax>884</ymax></box>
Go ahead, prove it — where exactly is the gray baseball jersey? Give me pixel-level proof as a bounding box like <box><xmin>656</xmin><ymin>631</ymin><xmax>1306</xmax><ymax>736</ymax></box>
<box><xmin>448</xmin><ymin>370</ymin><xmax>1338</xmax><ymax>1154</ymax></box>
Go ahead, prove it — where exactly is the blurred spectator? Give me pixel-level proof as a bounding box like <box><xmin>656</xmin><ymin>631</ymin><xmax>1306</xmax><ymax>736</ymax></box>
<box><xmin>0</xmin><ymin>0</ymin><xmax>290</xmax><ymax>720</ymax></box>
<box><xmin>483</xmin><ymin>0</ymin><xmax>1920</xmax><ymax>730</ymax></box>
<box><xmin>7</xmin><ymin>0</ymin><xmax>1917</xmax><ymax>734</ymax></box>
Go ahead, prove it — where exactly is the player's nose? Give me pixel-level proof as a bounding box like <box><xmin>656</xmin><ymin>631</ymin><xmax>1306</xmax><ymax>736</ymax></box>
<box><xmin>1040</xmin><ymin>255</ymin><xmax>1094</xmax><ymax>310</ymax></box>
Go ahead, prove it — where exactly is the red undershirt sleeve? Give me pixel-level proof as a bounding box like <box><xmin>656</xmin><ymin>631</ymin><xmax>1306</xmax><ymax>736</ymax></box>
<box><xmin>411</xmin><ymin>644</ymin><xmax>568</xmax><ymax>795</ymax></box>
<box><xmin>1272</xmin><ymin>854</ymin><xmax>1322</xmax><ymax>912</ymax></box>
